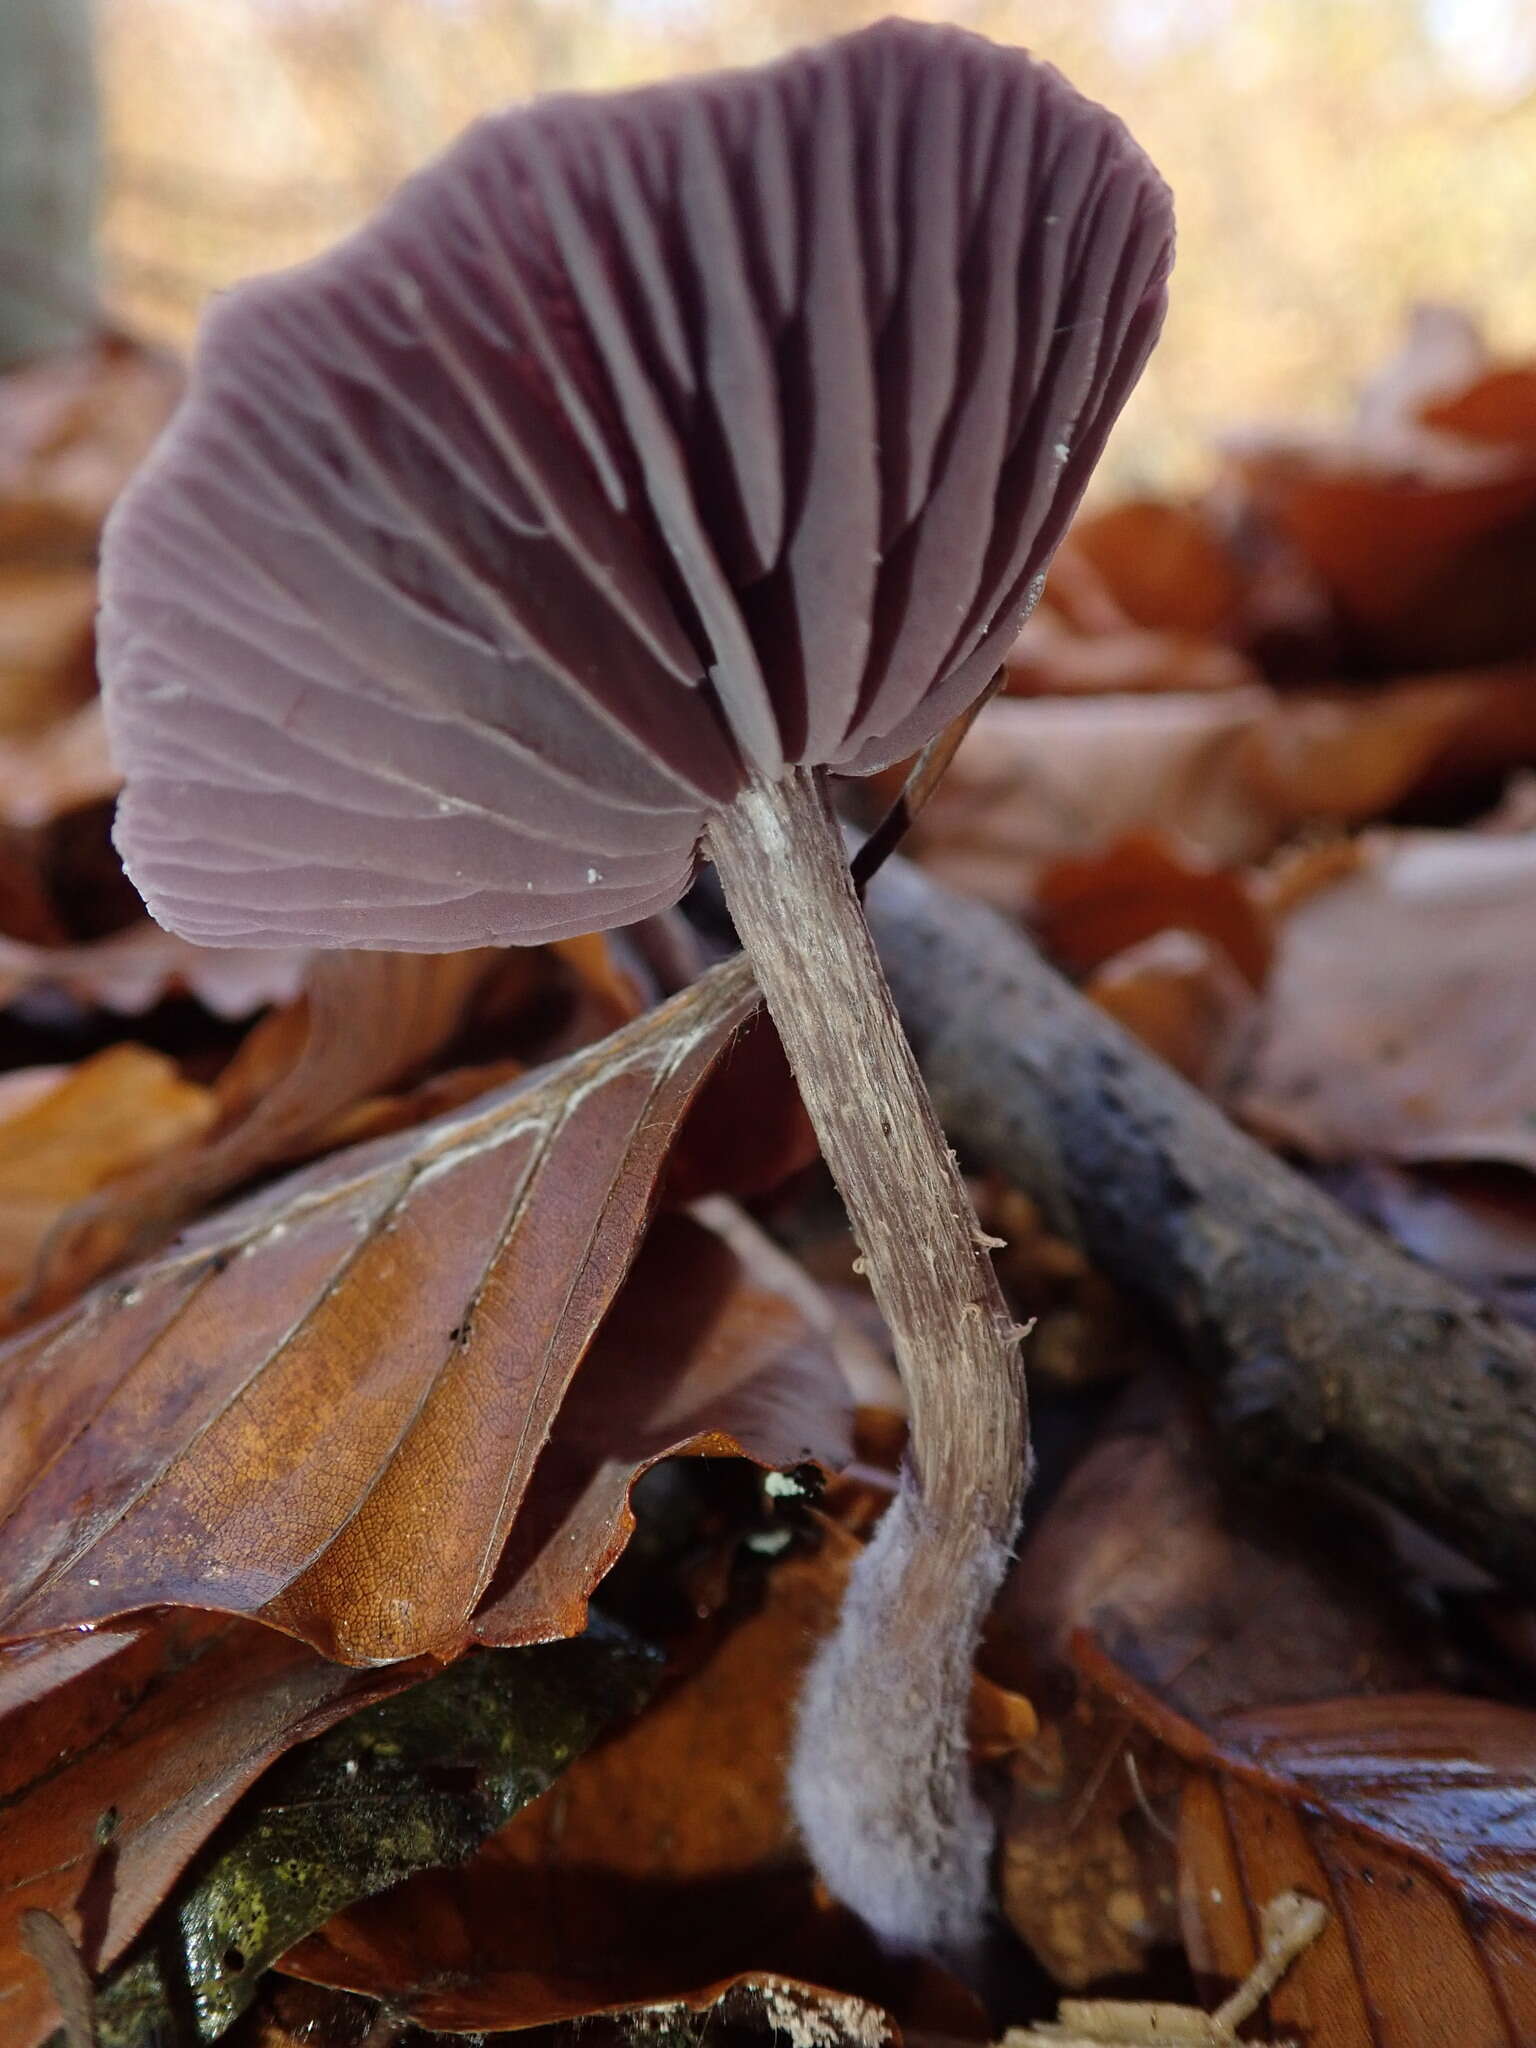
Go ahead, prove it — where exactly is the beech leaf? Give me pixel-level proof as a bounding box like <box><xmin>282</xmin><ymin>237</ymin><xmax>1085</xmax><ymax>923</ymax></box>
<box><xmin>1081</xmin><ymin>1642</ymin><xmax>1536</xmax><ymax>2048</ymax></box>
<box><xmin>0</xmin><ymin>921</ymin><xmax>308</xmax><ymax>1021</ymax></box>
<box><xmin>0</xmin><ymin>956</ymin><xmax>756</xmax><ymax>1663</ymax></box>
<box><xmin>474</xmin><ymin>1202</ymin><xmax>853</xmax><ymax>1645</ymax></box>
<box><xmin>1237</xmin><ymin>824</ymin><xmax>1536</xmax><ymax>1172</ymax></box>
<box><xmin>0</xmin><ymin>1045</ymin><xmax>216</xmax><ymax>1318</ymax></box>
<box><xmin>28</xmin><ymin>947</ymin><xmax>501</xmax><ymax>1316</ymax></box>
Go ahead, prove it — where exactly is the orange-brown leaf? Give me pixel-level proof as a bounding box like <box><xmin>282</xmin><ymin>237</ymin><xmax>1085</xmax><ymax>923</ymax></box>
<box><xmin>0</xmin><ymin>957</ymin><xmax>757</xmax><ymax>1663</ymax></box>
<box><xmin>32</xmin><ymin>949</ymin><xmax>502</xmax><ymax>1313</ymax></box>
<box><xmin>282</xmin><ymin>1534</ymin><xmax>979</xmax><ymax>2040</ymax></box>
<box><xmin>1035</xmin><ymin>829</ymin><xmax>1272</xmax><ymax>988</ymax></box>
<box><xmin>905</xmin><ymin>676</ymin><xmax>1511</xmax><ymax>907</ymax></box>
<box><xmin>1082</xmin><ymin>1643</ymin><xmax>1536</xmax><ymax>2047</ymax></box>
<box><xmin>1063</xmin><ymin>500</ymin><xmax>1245</xmax><ymax>639</ymax></box>
<box><xmin>475</xmin><ymin>1204</ymin><xmax>853</xmax><ymax>1645</ymax></box>
<box><xmin>0</xmin><ymin>1046</ymin><xmax>215</xmax><ymax>1310</ymax></box>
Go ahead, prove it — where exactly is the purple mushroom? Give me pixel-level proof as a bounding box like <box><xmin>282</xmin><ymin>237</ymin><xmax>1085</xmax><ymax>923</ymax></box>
<box><xmin>100</xmin><ymin>18</ymin><xmax>1172</xmax><ymax>1960</ymax></box>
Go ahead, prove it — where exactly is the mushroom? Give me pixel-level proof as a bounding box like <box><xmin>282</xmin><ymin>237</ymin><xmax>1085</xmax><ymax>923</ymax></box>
<box><xmin>99</xmin><ymin>20</ymin><xmax>1172</xmax><ymax>1959</ymax></box>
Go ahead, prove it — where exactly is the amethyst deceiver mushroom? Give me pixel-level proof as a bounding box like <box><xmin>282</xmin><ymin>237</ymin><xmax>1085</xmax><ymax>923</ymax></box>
<box><xmin>100</xmin><ymin>20</ymin><xmax>1172</xmax><ymax>1958</ymax></box>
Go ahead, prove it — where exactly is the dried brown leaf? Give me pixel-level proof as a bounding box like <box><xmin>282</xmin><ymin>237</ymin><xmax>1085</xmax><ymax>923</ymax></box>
<box><xmin>473</xmin><ymin>1201</ymin><xmax>854</xmax><ymax>1645</ymax></box>
<box><xmin>0</xmin><ymin>957</ymin><xmax>758</xmax><ymax>1663</ymax></box>
<box><xmin>904</xmin><ymin>676</ymin><xmax>1513</xmax><ymax>907</ymax></box>
<box><xmin>1081</xmin><ymin>1645</ymin><xmax>1536</xmax><ymax>2048</ymax></box>
<box><xmin>1237</xmin><ymin>827</ymin><xmax>1536</xmax><ymax>1171</ymax></box>
<box><xmin>1061</xmin><ymin>501</ymin><xmax>1245</xmax><ymax>640</ymax></box>
<box><xmin>992</xmin><ymin>1381</ymin><xmax>1428</xmax><ymax>1989</ymax></box>
<box><xmin>32</xmin><ymin>948</ymin><xmax>501</xmax><ymax>1313</ymax></box>
<box><xmin>0</xmin><ymin>1046</ymin><xmax>214</xmax><ymax>1313</ymax></box>
<box><xmin>282</xmin><ymin>1533</ymin><xmax>979</xmax><ymax>2041</ymax></box>
<box><xmin>1085</xmin><ymin>931</ymin><xmax>1256</xmax><ymax>1090</ymax></box>
<box><xmin>1034</xmin><ymin>830</ymin><xmax>1272</xmax><ymax>988</ymax></box>
<box><xmin>0</xmin><ymin>918</ymin><xmax>308</xmax><ymax>1019</ymax></box>
<box><xmin>1229</xmin><ymin>392</ymin><xmax>1536</xmax><ymax>670</ymax></box>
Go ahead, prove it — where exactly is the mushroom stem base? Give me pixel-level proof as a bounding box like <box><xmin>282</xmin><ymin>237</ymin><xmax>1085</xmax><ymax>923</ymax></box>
<box><xmin>707</xmin><ymin>765</ymin><xmax>1029</xmax><ymax>1958</ymax></box>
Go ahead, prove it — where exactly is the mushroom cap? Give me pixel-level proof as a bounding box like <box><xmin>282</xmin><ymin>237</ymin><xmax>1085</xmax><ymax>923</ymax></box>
<box><xmin>100</xmin><ymin>18</ymin><xmax>1173</xmax><ymax>950</ymax></box>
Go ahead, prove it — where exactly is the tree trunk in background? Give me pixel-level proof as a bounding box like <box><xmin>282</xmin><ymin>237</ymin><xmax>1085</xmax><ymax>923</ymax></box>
<box><xmin>0</xmin><ymin>0</ymin><xmax>99</xmax><ymax>368</ymax></box>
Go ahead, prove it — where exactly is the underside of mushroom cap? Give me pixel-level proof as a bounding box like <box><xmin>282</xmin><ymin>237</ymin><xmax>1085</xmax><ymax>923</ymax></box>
<box><xmin>100</xmin><ymin>17</ymin><xmax>1173</xmax><ymax>951</ymax></box>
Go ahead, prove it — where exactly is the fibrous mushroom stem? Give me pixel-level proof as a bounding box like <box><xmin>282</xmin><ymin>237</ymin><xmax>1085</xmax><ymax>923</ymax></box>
<box><xmin>706</xmin><ymin>764</ymin><xmax>1029</xmax><ymax>1962</ymax></box>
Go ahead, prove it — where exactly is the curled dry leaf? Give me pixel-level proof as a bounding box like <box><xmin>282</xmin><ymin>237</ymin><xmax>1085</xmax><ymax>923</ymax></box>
<box><xmin>1033</xmin><ymin>829</ymin><xmax>1272</xmax><ymax>988</ymax></box>
<box><xmin>0</xmin><ymin>918</ymin><xmax>308</xmax><ymax>1020</ymax></box>
<box><xmin>282</xmin><ymin>1533</ymin><xmax>979</xmax><ymax>2041</ymax></box>
<box><xmin>475</xmin><ymin>1203</ymin><xmax>854</xmax><ymax>1646</ymax></box>
<box><xmin>30</xmin><ymin>948</ymin><xmax>502</xmax><ymax>1316</ymax></box>
<box><xmin>902</xmin><ymin>675</ymin><xmax>1522</xmax><ymax>910</ymax></box>
<box><xmin>1056</xmin><ymin>498</ymin><xmax>1246</xmax><ymax>640</ymax></box>
<box><xmin>0</xmin><ymin>1045</ymin><xmax>215</xmax><ymax>1314</ymax></box>
<box><xmin>1002</xmin><ymin>1378</ymin><xmax>1435</xmax><ymax>1725</ymax></box>
<box><xmin>0</xmin><ymin>950</ymin><xmax>856</xmax><ymax>1671</ymax></box>
<box><xmin>1237</xmin><ymin>827</ymin><xmax>1536</xmax><ymax>1172</ymax></box>
<box><xmin>1228</xmin><ymin>371</ymin><xmax>1536</xmax><ymax>672</ymax></box>
<box><xmin>0</xmin><ymin>956</ymin><xmax>759</xmax><ymax>1662</ymax></box>
<box><xmin>991</xmin><ymin>1379</ymin><xmax>1429</xmax><ymax>1990</ymax></box>
<box><xmin>0</xmin><ymin>1611</ymin><xmax>420</xmax><ymax>2048</ymax></box>
<box><xmin>1081</xmin><ymin>1644</ymin><xmax>1536</xmax><ymax>2048</ymax></box>
<box><xmin>1085</xmin><ymin>930</ymin><xmax>1256</xmax><ymax>1091</ymax></box>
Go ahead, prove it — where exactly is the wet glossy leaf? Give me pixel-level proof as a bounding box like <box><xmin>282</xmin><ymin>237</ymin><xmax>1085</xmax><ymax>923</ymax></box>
<box><xmin>88</xmin><ymin>1622</ymin><xmax>657</xmax><ymax>2047</ymax></box>
<box><xmin>0</xmin><ymin>956</ymin><xmax>755</xmax><ymax>1662</ymax></box>
<box><xmin>0</xmin><ymin>1613</ymin><xmax>418</xmax><ymax>2048</ymax></box>
<box><xmin>281</xmin><ymin>1535</ymin><xmax>979</xmax><ymax>2040</ymax></box>
<box><xmin>1081</xmin><ymin>1644</ymin><xmax>1536</xmax><ymax>2047</ymax></box>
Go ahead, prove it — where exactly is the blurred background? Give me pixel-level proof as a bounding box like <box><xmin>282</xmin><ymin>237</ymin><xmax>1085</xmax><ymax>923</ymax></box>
<box><xmin>55</xmin><ymin>0</ymin><xmax>1536</xmax><ymax>492</ymax></box>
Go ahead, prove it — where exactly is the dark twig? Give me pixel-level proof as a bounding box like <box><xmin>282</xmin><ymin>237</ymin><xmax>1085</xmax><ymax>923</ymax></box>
<box><xmin>864</xmin><ymin>854</ymin><xmax>1536</xmax><ymax>1590</ymax></box>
